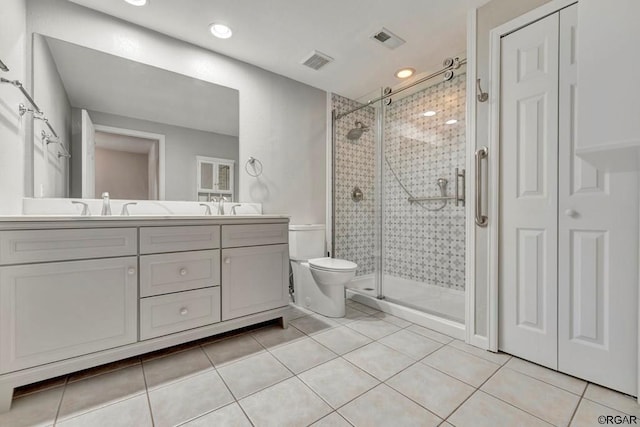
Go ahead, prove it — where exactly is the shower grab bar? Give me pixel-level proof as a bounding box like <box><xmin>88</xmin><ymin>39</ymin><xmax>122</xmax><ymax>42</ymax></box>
<box><xmin>408</xmin><ymin>196</ymin><xmax>456</xmax><ymax>202</ymax></box>
<box><xmin>408</xmin><ymin>169</ymin><xmax>466</xmax><ymax>205</ymax></box>
<box><xmin>475</xmin><ymin>146</ymin><xmax>488</xmax><ymax>227</ymax></box>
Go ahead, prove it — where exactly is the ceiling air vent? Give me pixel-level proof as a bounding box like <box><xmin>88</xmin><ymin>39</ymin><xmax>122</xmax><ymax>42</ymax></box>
<box><xmin>371</xmin><ymin>27</ymin><xmax>406</xmax><ymax>50</ymax></box>
<box><xmin>301</xmin><ymin>50</ymin><xmax>334</xmax><ymax>71</ymax></box>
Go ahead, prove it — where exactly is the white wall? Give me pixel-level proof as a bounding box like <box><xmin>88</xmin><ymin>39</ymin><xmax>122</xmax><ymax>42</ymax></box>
<box><xmin>32</xmin><ymin>34</ymin><xmax>71</xmax><ymax>198</ymax></box>
<box><xmin>576</xmin><ymin>0</ymin><xmax>640</xmax><ymax>169</ymax></box>
<box><xmin>0</xmin><ymin>0</ymin><xmax>27</xmax><ymax>214</ymax></box>
<box><xmin>472</xmin><ymin>0</ymin><xmax>551</xmax><ymax>339</ymax></box>
<box><xmin>25</xmin><ymin>0</ymin><xmax>326</xmax><ymax>223</ymax></box>
<box><xmin>84</xmin><ymin>110</ymin><xmax>239</xmax><ymax>201</ymax></box>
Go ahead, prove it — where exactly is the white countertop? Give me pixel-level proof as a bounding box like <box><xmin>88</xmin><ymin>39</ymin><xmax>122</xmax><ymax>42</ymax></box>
<box><xmin>0</xmin><ymin>215</ymin><xmax>290</xmax><ymax>222</ymax></box>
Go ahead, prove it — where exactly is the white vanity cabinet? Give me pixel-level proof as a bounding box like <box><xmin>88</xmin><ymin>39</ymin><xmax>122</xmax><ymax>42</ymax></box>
<box><xmin>139</xmin><ymin>225</ymin><xmax>222</xmax><ymax>340</ymax></box>
<box><xmin>0</xmin><ymin>228</ymin><xmax>138</xmax><ymax>374</ymax></box>
<box><xmin>221</xmin><ymin>224</ymin><xmax>290</xmax><ymax>320</ymax></box>
<box><xmin>0</xmin><ymin>217</ymin><xmax>289</xmax><ymax>413</ymax></box>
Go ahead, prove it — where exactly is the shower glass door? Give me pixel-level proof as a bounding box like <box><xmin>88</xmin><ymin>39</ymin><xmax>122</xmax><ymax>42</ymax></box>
<box><xmin>332</xmin><ymin>64</ymin><xmax>466</xmax><ymax>324</ymax></box>
<box><xmin>380</xmin><ymin>69</ymin><xmax>466</xmax><ymax>323</ymax></box>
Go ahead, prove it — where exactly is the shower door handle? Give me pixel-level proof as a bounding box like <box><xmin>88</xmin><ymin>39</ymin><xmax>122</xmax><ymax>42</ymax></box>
<box><xmin>475</xmin><ymin>146</ymin><xmax>488</xmax><ymax>227</ymax></box>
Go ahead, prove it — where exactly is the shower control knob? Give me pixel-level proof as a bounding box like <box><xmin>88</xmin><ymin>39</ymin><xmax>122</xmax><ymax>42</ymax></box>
<box><xmin>564</xmin><ymin>209</ymin><xmax>578</xmax><ymax>218</ymax></box>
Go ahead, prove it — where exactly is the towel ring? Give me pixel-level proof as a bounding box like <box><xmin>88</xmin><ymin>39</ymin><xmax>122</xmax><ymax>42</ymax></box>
<box><xmin>245</xmin><ymin>157</ymin><xmax>263</xmax><ymax>177</ymax></box>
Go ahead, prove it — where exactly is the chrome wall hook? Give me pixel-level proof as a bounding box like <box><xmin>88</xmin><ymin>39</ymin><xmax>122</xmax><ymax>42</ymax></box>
<box><xmin>476</xmin><ymin>78</ymin><xmax>489</xmax><ymax>102</ymax></box>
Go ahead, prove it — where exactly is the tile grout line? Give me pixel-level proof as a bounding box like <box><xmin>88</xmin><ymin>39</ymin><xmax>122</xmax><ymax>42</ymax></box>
<box><xmin>198</xmin><ymin>343</ymin><xmax>257</xmax><ymax>427</ymax></box>
<box><xmin>257</xmin><ymin>328</ymin><xmax>345</xmax><ymax>425</ymax></box>
<box><xmin>377</xmin><ymin>356</ymin><xmax>445</xmax><ymax>422</ymax></box>
<box><xmin>470</xmin><ymin>364</ymin><xmax>572</xmax><ymax>426</ymax></box>
<box><xmin>297</xmin><ymin>354</ymin><xmax>380</xmax><ymax>415</ymax></box>
<box><xmin>439</xmin><ymin>358</ymin><xmax>510</xmax><ymax>425</ymax></box>
<box><xmin>567</xmin><ymin>382</ymin><xmax>589</xmax><ymax>426</ymax></box>
<box><xmin>52</xmin><ymin>375</ymin><xmax>69</xmax><ymax>426</ymax></box>
<box><xmin>139</xmin><ymin>356</ymin><xmax>157</xmax><ymax>427</ymax></box>
<box><xmin>307</xmin><ymin>411</ymin><xmax>355</xmax><ymax>427</ymax></box>
<box><xmin>443</xmin><ymin>339</ymin><xmax>513</xmax><ymax>367</ymax></box>
<box><xmin>501</xmin><ymin>358</ymin><xmax>588</xmax><ymax>396</ymax></box>
<box><xmin>580</xmin><ymin>393</ymin><xmax>640</xmax><ymax>418</ymax></box>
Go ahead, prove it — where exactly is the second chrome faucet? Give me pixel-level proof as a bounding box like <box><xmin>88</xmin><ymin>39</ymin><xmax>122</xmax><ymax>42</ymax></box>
<box><xmin>101</xmin><ymin>192</ymin><xmax>111</xmax><ymax>216</ymax></box>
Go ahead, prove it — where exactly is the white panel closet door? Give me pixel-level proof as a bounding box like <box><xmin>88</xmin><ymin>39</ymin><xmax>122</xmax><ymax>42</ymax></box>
<box><xmin>498</xmin><ymin>12</ymin><xmax>559</xmax><ymax>369</ymax></box>
<box><xmin>557</xmin><ymin>4</ymin><xmax>638</xmax><ymax>396</ymax></box>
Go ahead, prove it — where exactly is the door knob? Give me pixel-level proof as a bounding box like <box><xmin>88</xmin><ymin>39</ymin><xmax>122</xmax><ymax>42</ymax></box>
<box><xmin>179</xmin><ymin>268</ymin><xmax>188</xmax><ymax>276</ymax></box>
<box><xmin>127</xmin><ymin>267</ymin><xmax>136</xmax><ymax>275</ymax></box>
<box><xmin>179</xmin><ymin>307</ymin><xmax>188</xmax><ymax>316</ymax></box>
<box><xmin>564</xmin><ymin>209</ymin><xmax>578</xmax><ymax>218</ymax></box>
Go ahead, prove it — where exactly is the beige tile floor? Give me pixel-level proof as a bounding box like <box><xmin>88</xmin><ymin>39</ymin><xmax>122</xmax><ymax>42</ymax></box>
<box><xmin>1</xmin><ymin>299</ymin><xmax>638</xmax><ymax>427</ymax></box>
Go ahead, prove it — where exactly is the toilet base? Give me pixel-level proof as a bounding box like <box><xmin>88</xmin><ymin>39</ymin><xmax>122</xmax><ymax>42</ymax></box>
<box><xmin>291</xmin><ymin>261</ymin><xmax>346</xmax><ymax>318</ymax></box>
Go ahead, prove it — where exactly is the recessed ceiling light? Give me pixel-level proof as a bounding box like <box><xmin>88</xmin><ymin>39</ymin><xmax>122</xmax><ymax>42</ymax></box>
<box><xmin>209</xmin><ymin>23</ymin><xmax>233</xmax><ymax>39</ymax></box>
<box><xmin>423</xmin><ymin>111</ymin><xmax>436</xmax><ymax>117</ymax></box>
<box><xmin>124</xmin><ymin>0</ymin><xmax>148</xmax><ymax>6</ymax></box>
<box><xmin>446</xmin><ymin>119</ymin><xmax>458</xmax><ymax>125</ymax></box>
<box><xmin>395</xmin><ymin>68</ymin><xmax>415</xmax><ymax>79</ymax></box>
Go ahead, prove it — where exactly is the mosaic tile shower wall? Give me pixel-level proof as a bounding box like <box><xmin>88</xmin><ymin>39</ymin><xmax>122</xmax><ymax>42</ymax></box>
<box><xmin>383</xmin><ymin>73</ymin><xmax>466</xmax><ymax>290</ymax></box>
<box><xmin>332</xmin><ymin>94</ymin><xmax>376</xmax><ymax>276</ymax></box>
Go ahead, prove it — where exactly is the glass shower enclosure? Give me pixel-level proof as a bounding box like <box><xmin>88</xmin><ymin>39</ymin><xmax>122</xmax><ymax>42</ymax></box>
<box><xmin>332</xmin><ymin>59</ymin><xmax>467</xmax><ymax>324</ymax></box>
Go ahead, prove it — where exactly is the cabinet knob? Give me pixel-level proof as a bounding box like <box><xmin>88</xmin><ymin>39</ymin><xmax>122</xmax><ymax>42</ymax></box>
<box><xmin>564</xmin><ymin>209</ymin><xmax>578</xmax><ymax>218</ymax></box>
<box><xmin>127</xmin><ymin>267</ymin><xmax>136</xmax><ymax>276</ymax></box>
<box><xmin>179</xmin><ymin>307</ymin><xmax>189</xmax><ymax>316</ymax></box>
<box><xmin>224</xmin><ymin>258</ymin><xmax>231</xmax><ymax>264</ymax></box>
<box><xmin>179</xmin><ymin>268</ymin><xmax>188</xmax><ymax>276</ymax></box>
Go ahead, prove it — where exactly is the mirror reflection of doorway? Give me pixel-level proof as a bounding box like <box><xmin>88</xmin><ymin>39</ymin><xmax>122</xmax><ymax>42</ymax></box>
<box><xmin>79</xmin><ymin>109</ymin><xmax>165</xmax><ymax>200</ymax></box>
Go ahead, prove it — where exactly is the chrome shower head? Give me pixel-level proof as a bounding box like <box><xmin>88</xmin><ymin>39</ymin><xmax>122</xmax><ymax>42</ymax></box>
<box><xmin>346</xmin><ymin>121</ymin><xmax>369</xmax><ymax>141</ymax></box>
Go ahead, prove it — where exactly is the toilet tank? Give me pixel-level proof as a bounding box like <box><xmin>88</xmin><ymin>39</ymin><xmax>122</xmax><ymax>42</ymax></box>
<box><xmin>289</xmin><ymin>224</ymin><xmax>326</xmax><ymax>261</ymax></box>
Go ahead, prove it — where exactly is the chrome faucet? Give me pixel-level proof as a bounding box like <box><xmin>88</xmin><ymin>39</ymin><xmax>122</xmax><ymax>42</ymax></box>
<box><xmin>230</xmin><ymin>204</ymin><xmax>242</xmax><ymax>215</ymax></box>
<box><xmin>218</xmin><ymin>196</ymin><xmax>228</xmax><ymax>215</ymax></box>
<box><xmin>120</xmin><ymin>202</ymin><xmax>137</xmax><ymax>216</ymax></box>
<box><xmin>101</xmin><ymin>192</ymin><xmax>111</xmax><ymax>216</ymax></box>
<box><xmin>71</xmin><ymin>200</ymin><xmax>90</xmax><ymax>216</ymax></box>
<box><xmin>199</xmin><ymin>203</ymin><xmax>212</xmax><ymax>216</ymax></box>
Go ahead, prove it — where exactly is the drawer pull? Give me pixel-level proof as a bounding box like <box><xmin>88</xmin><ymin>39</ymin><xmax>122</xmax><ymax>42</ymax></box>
<box><xmin>224</xmin><ymin>258</ymin><xmax>231</xmax><ymax>264</ymax></box>
<box><xmin>179</xmin><ymin>307</ymin><xmax>189</xmax><ymax>316</ymax></box>
<box><xmin>127</xmin><ymin>267</ymin><xmax>136</xmax><ymax>276</ymax></box>
<box><xmin>179</xmin><ymin>268</ymin><xmax>188</xmax><ymax>276</ymax></box>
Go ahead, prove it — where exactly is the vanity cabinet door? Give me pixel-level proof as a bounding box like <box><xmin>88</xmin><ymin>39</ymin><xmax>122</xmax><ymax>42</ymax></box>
<box><xmin>221</xmin><ymin>244</ymin><xmax>289</xmax><ymax>321</ymax></box>
<box><xmin>0</xmin><ymin>257</ymin><xmax>138</xmax><ymax>373</ymax></box>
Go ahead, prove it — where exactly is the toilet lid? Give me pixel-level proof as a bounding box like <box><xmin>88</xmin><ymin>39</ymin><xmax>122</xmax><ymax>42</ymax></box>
<box><xmin>308</xmin><ymin>257</ymin><xmax>357</xmax><ymax>271</ymax></box>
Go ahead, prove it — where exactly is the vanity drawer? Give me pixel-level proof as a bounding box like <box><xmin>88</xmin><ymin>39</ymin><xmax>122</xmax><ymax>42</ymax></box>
<box><xmin>140</xmin><ymin>250</ymin><xmax>220</xmax><ymax>297</ymax></box>
<box><xmin>140</xmin><ymin>287</ymin><xmax>221</xmax><ymax>340</ymax></box>
<box><xmin>0</xmin><ymin>228</ymin><xmax>137</xmax><ymax>265</ymax></box>
<box><xmin>140</xmin><ymin>226</ymin><xmax>220</xmax><ymax>254</ymax></box>
<box><xmin>221</xmin><ymin>223</ymin><xmax>288</xmax><ymax>248</ymax></box>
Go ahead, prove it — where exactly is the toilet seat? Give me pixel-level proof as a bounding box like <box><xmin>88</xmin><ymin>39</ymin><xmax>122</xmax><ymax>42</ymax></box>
<box><xmin>308</xmin><ymin>257</ymin><xmax>357</xmax><ymax>272</ymax></box>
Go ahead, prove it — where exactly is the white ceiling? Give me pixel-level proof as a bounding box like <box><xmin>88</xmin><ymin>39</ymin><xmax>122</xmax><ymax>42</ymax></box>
<box><xmin>67</xmin><ymin>0</ymin><xmax>490</xmax><ymax>100</ymax></box>
<box><xmin>45</xmin><ymin>37</ymin><xmax>239</xmax><ymax>136</ymax></box>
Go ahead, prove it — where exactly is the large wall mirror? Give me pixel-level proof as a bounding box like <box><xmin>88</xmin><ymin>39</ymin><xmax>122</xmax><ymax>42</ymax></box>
<box><xmin>32</xmin><ymin>34</ymin><xmax>239</xmax><ymax>201</ymax></box>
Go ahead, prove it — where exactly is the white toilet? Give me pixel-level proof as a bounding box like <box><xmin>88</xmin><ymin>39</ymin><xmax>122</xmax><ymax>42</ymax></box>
<box><xmin>289</xmin><ymin>224</ymin><xmax>357</xmax><ymax>317</ymax></box>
